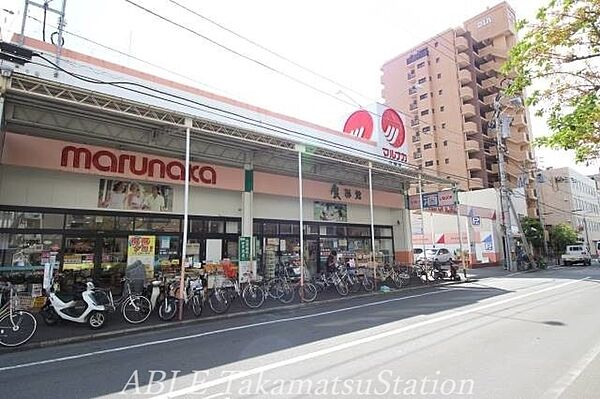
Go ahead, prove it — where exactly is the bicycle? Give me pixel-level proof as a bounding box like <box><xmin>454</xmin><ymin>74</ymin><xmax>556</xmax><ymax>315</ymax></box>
<box><xmin>171</xmin><ymin>276</ymin><xmax>206</xmax><ymax>318</ymax></box>
<box><xmin>313</xmin><ymin>264</ymin><xmax>349</xmax><ymax>296</ymax></box>
<box><xmin>0</xmin><ymin>284</ymin><xmax>37</xmax><ymax>347</ymax></box>
<box><xmin>376</xmin><ymin>263</ymin><xmax>409</xmax><ymax>288</ymax></box>
<box><xmin>101</xmin><ymin>278</ymin><xmax>152</xmax><ymax>324</ymax></box>
<box><xmin>208</xmin><ymin>271</ymin><xmax>265</xmax><ymax>314</ymax></box>
<box><xmin>277</xmin><ymin>262</ymin><xmax>318</xmax><ymax>304</ymax></box>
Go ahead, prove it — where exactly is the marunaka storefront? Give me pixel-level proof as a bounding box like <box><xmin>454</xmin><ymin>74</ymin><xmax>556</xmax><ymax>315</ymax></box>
<box><xmin>0</xmin><ymin>132</ymin><xmax>408</xmax><ymax>292</ymax></box>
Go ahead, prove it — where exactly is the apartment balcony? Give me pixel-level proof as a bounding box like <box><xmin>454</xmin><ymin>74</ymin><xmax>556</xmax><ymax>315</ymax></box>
<box><xmin>459</xmin><ymin>69</ymin><xmax>472</xmax><ymax>84</ymax></box>
<box><xmin>413</xmin><ymin>152</ymin><xmax>423</xmax><ymax>160</ymax></box>
<box><xmin>460</xmin><ymin>86</ymin><xmax>474</xmax><ymax>101</ymax></box>
<box><xmin>484</xmin><ymin>110</ymin><xmax>495</xmax><ymax>120</ymax></box>
<box><xmin>480</xmin><ymin>45</ymin><xmax>508</xmax><ymax>60</ymax></box>
<box><xmin>484</xmin><ymin>146</ymin><xmax>498</xmax><ymax>156</ymax></box>
<box><xmin>506</xmin><ymin>128</ymin><xmax>529</xmax><ymax>144</ymax></box>
<box><xmin>457</xmin><ymin>52</ymin><xmax>470</xmax><ymax>68</ymax></box>
<box><xmin>483</xmin><ymin>93</ymin><xmax>497</xmax><ymax>104</ymax></box>
<box><xmin>505</xmin><ymin>162</ymin><xmax>521</xmax><ymax>178</ymax></box>
<box><xmin>469</xmin><ymin>177</ymin><xmax>484</xmax><ymax>189</ymax></box>
<box><xmin>409</xmin><ymin>102</ymin><xmax>418</xmax><ymax>111</ymax></box>
<box><xmin>456</xmin><ymin>36</ymin><xmax>469</xmax><ymax>52</ymax></box>
<box><xmin>462</xmin><ymin>103</ymin><xmax>476</xmax><ymax>118</ymax></box>
<box><xmin>412</xmin><ymin>135</ymin><xmax>421</xmax><ymax>143</ymax></box>
<box><xmin>512</xmin><ymin>114</ymin><xmax>527</xmax><ymax>126</ymax></box>
<box><xmin>467</xmin><ymin>158</ymin><xmax>483</xmax><ymax>171</ymax></box>
<box><xmin>464</xmin><ymin>121</ymin><xmax>478</xmax><ymax>135</ymax></box>
<box><xmin>410</xmin><ymin>118</ymin><xmax>419</xmax><ymax>127</ymax></box>
<box><xmin>407</xmin><ymin>72</ymin><xmax>416</xmax><ymax>81</ymax></box>
<box><xmin>480</xmin><ymin>59</ymin><xmax>502</xmax><ymax>73</ymax></box>
<box><xmin>465</xmin><ymin>140</ymin><xmax>479</xmax><ymax>152</ymax></box>
<box><xmin>408</xmin><ymin>86</ymin><xmax>418</xmax><ymax>95</ymax></box>
<box><xmin>482</xmin><ymin>76</ymin><xmax>499</xmax><ymax>90</ymax></box>
<box><xmin>486</xmin><ymin>163</ymin><xmax>499</xmax><ymax>174</ymax></box>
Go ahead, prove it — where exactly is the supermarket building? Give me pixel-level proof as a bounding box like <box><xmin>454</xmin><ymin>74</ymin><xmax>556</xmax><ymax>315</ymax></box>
<box><xmin>0</xmin><ymin>36</ymin><xmax>451</xmax><ymax>291</ymax></box>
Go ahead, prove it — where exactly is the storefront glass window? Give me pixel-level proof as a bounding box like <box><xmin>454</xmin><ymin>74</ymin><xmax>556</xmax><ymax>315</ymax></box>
<box><xmin>135</xmin><ymin>217</ymin><xmax>180</xmax><ymax>232</ymax></box>
<box><xmin>66</xmin><ymin>214</ymin><xmax>115</xmax><ymax>230</ymax></box>
<box><xmin>0</xmin><ymin>233</ymin><xmax>61</xmax><ymax>271</ymax></box>
<box><xmin>375</xmin><ymin>238</ymin><xmax>394</xmax><ymax>265</ymax></box>
<box><xmin>98</xmin><ymin>237</ymin><xmax>128</xmax><ymax>292</ymax></box>
<box><xmin>224</xmin><ymin>239</ymin><xmax>238</xmax><ymax>261</ymax></box>
<box><xmin>347</xmin><ymin>226</ymin><xmax>370</xmax><ymax>237</ymax></box>
<box><xmin>190</xmin><ymin>220</ymin><xmax>224</xmax><ymax>233</ymax></box>
<box><xmin>225</xmin><ymin>221</ymin><xmax>240</xmax><ymax>234</ymax></box>
<box><xmin>375</xmin><ymin>227</ymin><xmax>393</xmax><ymax>237</ymax></box>
<box><xmin>279</xmin><ymin>223</ymin><xmax>300</xmax><ymax>235</ymax></box>
<box><xmin>62</xmin><ymin>237</ymin><xmax>95</xmax><ymax>290</ymax></box>
<box><xmin>0</xmin><ymin>211</ymin><xmax>64</xmax><ymax>229</ymax></box>
<box><xmin>252</xmin><ymin>222</ymin><xmax>262</xmax><ymax>235</ymax></box>
<box><xmin>185</xmin><ymin>239</ymin><xmax>204</xmax><ymax>267</ymax></box>
<box><xmin>319</xmin><ymin>225</ymin><xmax>346</xmax><ymax>236</ymax></box>
<box><xmin>304</xmin><ymin>224</ymin><xmax>319</xmax><ymax>235</ymax></box>
<box><xmin>116</xmin><ymin>216</ymin><xmax>135</xmax><ymax>231</ymax></box>
<box><xmin>155</xmin><ymin>236</ymin><xmax>180</xmax><ymax>274</ymax></box>
<box><xmin>263</xmin><ymin>222</ymin><xmax>278</xmax><ymax>236</ymax></box>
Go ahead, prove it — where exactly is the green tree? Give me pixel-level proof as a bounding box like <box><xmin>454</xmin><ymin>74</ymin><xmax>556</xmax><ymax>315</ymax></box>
<box><xmin>549</xmin><ymin>223</ymin><xmax>579</xmax><ymax>255</ymax></box>
<box><xmin>521</xmin><ymin>217</ymin><xmax>544</xmax><ymax>250</ymax></box>
<box><xmin>502</xmin><ymin>0</ymin><xmax>600</xmax><ymax>163</ymax></box>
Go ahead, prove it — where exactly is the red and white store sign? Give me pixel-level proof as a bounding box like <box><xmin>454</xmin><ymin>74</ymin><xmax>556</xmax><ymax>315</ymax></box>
<box><xmin>1</xmin><ymin>133</ymin><xmax>244</xmax><ymax>190</ymax></box>
<box><xmin>1</xmin><ymin>133</ymin><xmax>406</xmax><ymax>208</ymax></box>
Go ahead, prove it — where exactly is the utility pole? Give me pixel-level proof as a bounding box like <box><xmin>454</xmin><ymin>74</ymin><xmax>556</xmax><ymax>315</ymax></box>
<box><xmin>494</xmin><ymin>96</ymin><xmax>514</xmax><ymax>271</ymax></box>
<box><xmin>534</xmin><ymin>170</ymin><xmax>550</xmax><ymax>258</ymax></box>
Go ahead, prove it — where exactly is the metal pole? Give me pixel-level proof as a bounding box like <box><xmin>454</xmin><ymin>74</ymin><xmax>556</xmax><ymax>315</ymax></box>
<box><xmin>454</xmin><ymin>185</ymin><xmax>467</xmax><ymax>278</ymax></box>
<box><xmin>583</xmin><ymin>214</ymin><xmax>591</xmax><ymax>251</ymax></box>
<box><xmin>465</xmin><ymin>213</ymin><xmax>472</xmax><ymax>266</ymax></box>
<box><xmin>368</xmin><ymin>163</ymin><xmax>376</xmax><ymax>282</ymax></box>
<box><xmin>535</xmin><ymin>172</ymin><xmax>549</xmax><ymax>258</ymax></box>
<box><xmin>178</xmin><ymin>119</ymin><xmax>191</xmax><ymax>321</ymax></box>
<box><xmin>430</xmin><ymin>211</ymin><xmax>435</xmax><ymax>247</ymax></box>
<box><xmin>298</xmin><ymin>149</ymin><xmax>304</xmax><ymax>287</ymax></box>
<box><xmin>53</xmin><ymin>0</ymin><xmax>67</xmax><ymax>77</ymax></box>
<box><xmin>495</xmin><ymin>97</ymin><xmax>514</xmax><ymax>271</ymax></box>
<box><xmin>19</xmin><ymin>1</ymin><xmax>29</xmax><ymax>45</ymax></box>
<box><xmin>419</xmin><ymin>175</ymin><xmax>427</xmax><ymax>270</ymax></box>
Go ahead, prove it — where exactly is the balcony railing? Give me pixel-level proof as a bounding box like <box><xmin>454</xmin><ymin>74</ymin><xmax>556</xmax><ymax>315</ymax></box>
<box><xmin>412</xmin><ymin>135</ymin><xmax>421</xmax><ymax>143</ymax></box>
<box><xmin>409</xmin><ymin>103</ymin><xmax>418</xmax><ymax>110</ymax></box>
<box><xmin>410</xmin><ymin>119</ymin><xmax>419</xmax><ymax>127</ymax></box>
<box><xmin>408</xmin><ymin>87</ymin><xmax>417</xmax><ymax>95</ymax></box>
<box><xmin>413</xmin><ymin>152</ymin><xmax>423</xmax><ymax>159</ymax></box>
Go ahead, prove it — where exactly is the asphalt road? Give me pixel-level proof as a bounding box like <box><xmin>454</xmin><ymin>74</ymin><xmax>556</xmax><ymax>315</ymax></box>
<box><xmin>2</xmin><ymin>265</ymin><xmax>600</xmax><ymax>398</ymax></box>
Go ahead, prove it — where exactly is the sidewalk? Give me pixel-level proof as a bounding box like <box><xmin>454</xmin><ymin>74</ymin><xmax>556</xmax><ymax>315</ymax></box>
<box><xmin>3</xmin><ymin>277</ymin><xmax>467</xmax><ymax>352</ymax></box>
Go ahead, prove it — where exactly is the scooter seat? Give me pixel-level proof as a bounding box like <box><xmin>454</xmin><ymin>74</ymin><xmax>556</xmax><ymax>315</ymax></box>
<box><xmin>55</xmin><ymin>292</ymin><xmax>77</xmax><ymax>303</ymax></box>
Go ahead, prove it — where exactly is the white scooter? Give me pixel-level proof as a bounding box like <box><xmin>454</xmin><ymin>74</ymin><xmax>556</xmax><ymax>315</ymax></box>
<box><xmin>41</xmin><ymin>281</ymin><xmax>107</xmax><ymax>329</ymax></box>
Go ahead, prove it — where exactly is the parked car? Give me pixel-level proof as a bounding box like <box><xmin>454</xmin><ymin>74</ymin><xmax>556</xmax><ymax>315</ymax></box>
<box><xmin>561</xmin><ymin>245</ymin><xmax>592</xmax><ymax>266</ymax></box>
<box><xmin>416</xmin><ymin>248</ymin><xmax>454</xmax><ymax>265</ymax></box>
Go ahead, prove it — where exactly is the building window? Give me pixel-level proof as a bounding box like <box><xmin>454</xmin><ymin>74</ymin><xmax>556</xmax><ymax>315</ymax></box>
<box><xmin>418</xmin><ymin>77</ymin><xmax>426</xmax><ymax>84</ymax></box>
<box><xmin>441</xmin><ymin>123</ymin><xmax>446</xmax><ymax>129</ymax></box>
<box><xmin>435</xmin><ymin>42</ymin><xmax>438</xmax><ymax>47</ymax></box>
<box><xmin>421</xmin><ymin>110</ymin><xmax>429</xmax><ymax>116</ymax></box>
<box><xmin>425</xmin><ymin>161</ymin><xmax>434</xmax><ymax>167</ymax></box>
<box><xmin>437</xmin><ymin>73</ymin><xmax>442</xmax><ymax>79</ymax></box>
<box><xmin>419</xmin><ymin>93</ymin><xmax>428</xmax><ymax>100</ymax></box>
<box><xmin>436</xmin><ymin>57</ymin><xmax>440</xmax><ymax>63</ymax></box>
<box><xmin>443</xmin><ymin>140</ymin><xmax>448</xmax><ymax>146</ymax></box>
<box><xmin>423</xmin><ymin>126</ymin><xmax>431</xmax><ymax>133</ymax></box>
<box><xmin>417</xmin><ymin>62</ymin><xmax>425</xmax><ymax>69</ymax></box>
<box><xmin>424</xmin><ymin>143</ymin><xmax>432</xmax><ymax>149</ymax></box>
<box><xmin>438</xmin><ymin>89</ymin><xmax>443</xmax><ymax>95</ymax></box>
<box><xmin>440</xmin><ymin>106</ymin><xmax>445</xmax><ymax>112</ymax></box>
<box><xmin>445</xmin><ymin>158</ymin><xmax>450</xmax><ymax>164</ymax></box>
<box><xmin>436</xmin><ymin>160</ymin><xmax>440</xmax><ymax>165</ymax></box>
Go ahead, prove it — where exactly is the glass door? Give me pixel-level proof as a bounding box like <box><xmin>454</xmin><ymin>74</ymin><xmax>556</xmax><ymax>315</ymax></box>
<box><xmin>97</xmin><ymin>237</ymin><xmax>128</xmax><ymax>294</ymax></box>
<box><xmin>61</xmin><ymin>236</ymin><xmax>96</xmax><ymax>291</ymax></box>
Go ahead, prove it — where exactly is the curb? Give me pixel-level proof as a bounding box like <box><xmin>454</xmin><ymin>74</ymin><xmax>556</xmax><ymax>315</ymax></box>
<box><xmin>10</xmin><ymin>279</ymin><xmax>470</xmax><ymax>352</ymax></box>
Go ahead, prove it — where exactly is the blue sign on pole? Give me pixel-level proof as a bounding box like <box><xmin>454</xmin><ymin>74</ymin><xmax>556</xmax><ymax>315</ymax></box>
<box><xmin>471</xmin><ymin>216</ymin><xmax>481</xmax><ymax>226</ymax></box>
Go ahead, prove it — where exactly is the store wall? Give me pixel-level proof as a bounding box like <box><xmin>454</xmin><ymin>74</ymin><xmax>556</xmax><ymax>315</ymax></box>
<box><xmin>0</xmin><ymin>165</ymin><xmax>242</xmax><ymax>217</ymax></box>
<box><xmin>253</xmin><ymin>193</ymin><xmax>395</xmax><ymax>225</ymax></box>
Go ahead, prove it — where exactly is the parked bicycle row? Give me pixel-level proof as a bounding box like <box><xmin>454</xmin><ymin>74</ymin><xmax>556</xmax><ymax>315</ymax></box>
<box><xmin>0</xmin><ymin>260</ymin><xmax>461</xmax><ymax>347</ymax></box>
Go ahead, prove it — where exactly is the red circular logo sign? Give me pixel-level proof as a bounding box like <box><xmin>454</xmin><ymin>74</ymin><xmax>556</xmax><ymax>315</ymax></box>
<box><xmin>381</xmin><ymin>108</ymin><xmax>405</xmax><ymax>148</ymax></box>
<box><xmin>343</xmin><ymin>110</ymin><xmax>373</xmax><ymax>140</ymax></box>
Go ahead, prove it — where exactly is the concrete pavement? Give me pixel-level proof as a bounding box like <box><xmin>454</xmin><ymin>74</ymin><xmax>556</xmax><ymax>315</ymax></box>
<box><xmin>1</xmin><ymin>265</ymin><xmax>599</xmax><ymax>398</ymax></box>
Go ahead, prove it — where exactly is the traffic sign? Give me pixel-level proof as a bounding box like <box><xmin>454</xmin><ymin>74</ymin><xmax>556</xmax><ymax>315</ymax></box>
<box><xmin>471</xmin><ymin>216</ymin><xmax>481</xmax><ymax>226</ymax></box>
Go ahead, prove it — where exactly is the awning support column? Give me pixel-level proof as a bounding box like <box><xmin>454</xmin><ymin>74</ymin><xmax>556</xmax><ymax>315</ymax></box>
<box><xmin>298</xmin><ymin>147</ymin><xmax>304</xmax><ymax>287</ymax></box>
<box><xmin>179</xmin><ymin>118</ymin><xmax>192</xmax><ymax>321</ymax></box>
<box><xmin>368</xmin><ymin>163</ymin><xmax>376</xmax><ymax>283</ymax></box>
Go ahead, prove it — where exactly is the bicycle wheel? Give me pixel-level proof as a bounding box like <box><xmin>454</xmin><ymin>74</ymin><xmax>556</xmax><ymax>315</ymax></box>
<box><xmin>208</xmin><ymin>289</ymin><xmax>231</xmax><ymax>314</ymax></box>
<box><xmin>242</xmin><ymin>284</ymin><xmax>265</xmax><ymax>309</ymax></box>
<box><xmin>299</xmin><ymin>282</ymin><xmax>317</xmax><ymax>303</ymax></box>
<box><xmin>191</xmin><ymin>295</ymin><xmax>203</xmax><ymax>317</ymax></box>
<box><xmin>0</xmin><ymin>310</ymin><xmax>37</xmax><ymax>347</ymax></box>
<box><xmin>334</xmin><ymin>277</ymin><xmax>349</xmax><ymax>296</ymax></box>
<box><xmin>158</xmin><ymin>296</ymin><xmax>178</xmax><ymax>321</ymax></box>
<box><xmin>361</xmin><ymin>275</ymin><xmax>375</xmax><ymax>292</ymax></box>
<box><xmin>348</xmin><ymin>275</ymin><xmax>361</xmax><ymax>293</ymax></box>
<box><xmin>278</xmin><ymin>282</ymin><xmax>295</xmax><ymax>304</ymax></box>
<box><xmin>268</xmin><ymin>278</ymin><xmax>286</xmax><ymax>299</ymax></box>
<box><xmin>122</xmin><ymin>295</ymin><xmax>152</xmax><ymax>324</ymax></box>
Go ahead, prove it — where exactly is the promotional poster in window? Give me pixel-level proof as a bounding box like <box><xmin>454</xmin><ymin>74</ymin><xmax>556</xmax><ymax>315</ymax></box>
<box><xmin>98</xmin><ymin>179</ymin><xmax>173</xmax><ymax>213</ymax></box>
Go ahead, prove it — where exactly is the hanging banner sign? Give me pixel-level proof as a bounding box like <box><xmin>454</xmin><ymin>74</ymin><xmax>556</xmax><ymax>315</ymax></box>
<box><xmin>408</xmin><ymin>191</ymin><xmax>456</xmax><ymax>210</ymax></box>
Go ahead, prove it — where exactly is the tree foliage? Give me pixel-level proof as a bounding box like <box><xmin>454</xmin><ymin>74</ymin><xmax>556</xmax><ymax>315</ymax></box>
<box><xmin>521</xmin><ymin>217</ymin><xmax>544</xmax><ymax>250</ymax></box>
<box><xmin>503</xmin><ymin>0</ymin><xmax>600</xmax><ymax>163</ymax></box>
<box><xmin>549</xmin><ymin>223</ymin><xmax>579</xmax><ymax>254</ymax></box>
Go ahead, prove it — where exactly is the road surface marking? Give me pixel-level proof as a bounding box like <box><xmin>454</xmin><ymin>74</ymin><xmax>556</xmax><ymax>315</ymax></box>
<box><xmin>543</xmin><ymin>338</ymin><xmax>600</xmax><ymax>399</ymax></box>
<box><xmin>151</xmin><ymin>277</ymin><xmax>590</xmax><ymax>398</ymax></box>
<box><xmin>0</xmin><ymin>289</ymin><xmax>453</xmax><ymax>372</ymax></box>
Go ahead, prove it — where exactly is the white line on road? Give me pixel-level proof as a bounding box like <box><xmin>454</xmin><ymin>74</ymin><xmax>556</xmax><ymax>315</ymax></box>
<box><xmin>152</xmin><ymin>277</ymin><xmax>590</xmax><ymax>399</ymax></box>
<box><xmin>543</xmin><ymin>338</ymin><xmax>600</xmax><ymax>399</ymax></box>
<box><xmin>0</xmin><ymin>288</ymin><xmax>455</xmax><ymax>372</ymax></box>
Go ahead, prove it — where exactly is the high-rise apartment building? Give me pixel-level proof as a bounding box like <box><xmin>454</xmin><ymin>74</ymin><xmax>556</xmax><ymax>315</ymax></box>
<box><xmin>381</xmin><ymin>1</ymin><xmax>537</xmax><ymax>216</ymax></box>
